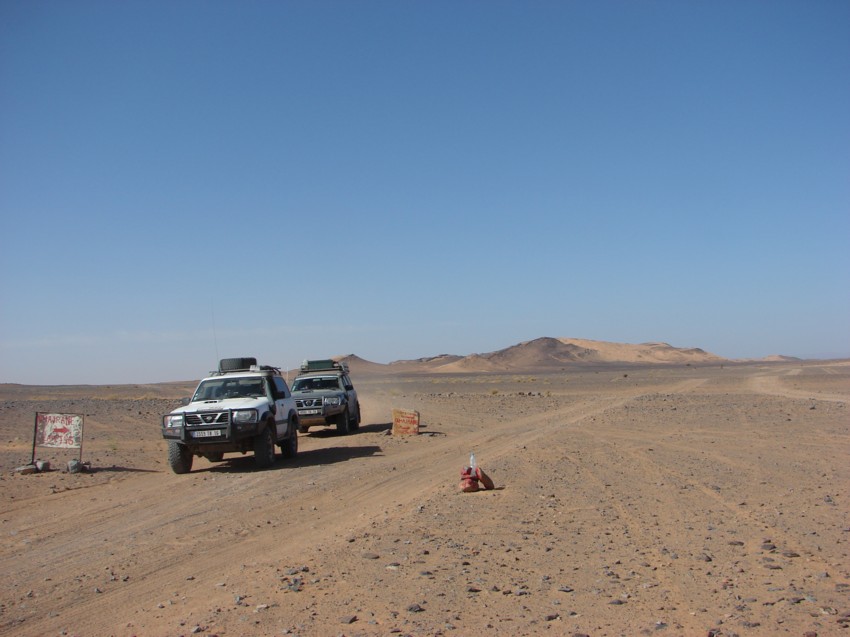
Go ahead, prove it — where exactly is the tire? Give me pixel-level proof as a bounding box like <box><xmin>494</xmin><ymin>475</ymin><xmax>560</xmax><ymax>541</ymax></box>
<box><xmin>298</xmin><ymin>424</ymin><xmax>310</xmax><ymax>434</ymax></box>
<box><xmin>253</xmin><ymin>425</ymin><xmax>276</xmax><ymax>469</ymax></box>
<box><xmin>335</xmin><ymin>408</ymin><xmax>350</xmax><ymax>435</ymax></box>
<box><xmin>281</xmin><ymin>420</ymin><xmax>298</xmax><ymax>459</ymax></box>
<box><xmin>219</xmin><ymin>357</ymin><xmax>257</xmax><ymax>372</ymax></box>
<box><xmin>168</xmin><ymin>441</ymin><xmax>193</xmax><ymax>474</ymax></box>
<box><xmin>351</xmin><ymin>402</ymin><xmax>361</xmax><ymax>431</ymax></box>
<box><xmin>204</xmin><ymin>452</ymin><xmax>224</xmax><ymax>462</ymax></box>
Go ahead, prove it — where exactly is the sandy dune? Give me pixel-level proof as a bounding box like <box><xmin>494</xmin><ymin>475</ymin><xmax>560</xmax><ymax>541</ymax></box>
<box><xmin>1</xmin><ymin>360</ymin><xmax>848</xmax><ymax>636</ymax></box>
<box><xmin>363</xmin><ymin>338</ymin><xmax>729</xmax><ymax>375</ymax></box>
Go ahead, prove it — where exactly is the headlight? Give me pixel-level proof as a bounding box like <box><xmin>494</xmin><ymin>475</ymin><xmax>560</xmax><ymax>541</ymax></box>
<box><xmin>232</xmin><ymin>409</ymin><xmax>258</xmax><ymax>424</ymax></box>
<box><xmin>324</xmin><ymin>396</ymin><xmax>341</xmax><ymax>406</ymax></box>
<box><xmin>164</xmin><ymin>414</ymin><xmax>184</xmax><ymax>428</ymax></box>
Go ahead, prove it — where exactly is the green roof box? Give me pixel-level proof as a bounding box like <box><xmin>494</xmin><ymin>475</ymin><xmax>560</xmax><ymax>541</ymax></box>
<box><xmin>300</xmin><ymin>359</ymin><xmax>346</xmax><ymax>373</ymax></box>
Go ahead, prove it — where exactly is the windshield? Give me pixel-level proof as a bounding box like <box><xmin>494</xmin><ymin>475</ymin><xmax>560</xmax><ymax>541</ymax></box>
<box><xmin>192</xmin><ymin>378</ymin><xmax>267</xmax><ymax>401</ymax></box>
<box><xmin>292</xmin><ymin>376</ymin><xmax>341</xmax><ymax>391</ymax></box>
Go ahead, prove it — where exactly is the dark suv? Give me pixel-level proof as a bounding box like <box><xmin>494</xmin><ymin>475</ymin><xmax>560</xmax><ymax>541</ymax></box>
<box><xmin>291</xmin><ymin>359</ymin><xmax>360</xmax><ymax>434</ymax></box>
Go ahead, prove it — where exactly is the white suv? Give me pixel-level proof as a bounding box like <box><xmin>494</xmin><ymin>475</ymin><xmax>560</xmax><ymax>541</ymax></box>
<box><xmin>162</xmin><ymin>357</ymin><xmax>299</xmax><ymax>473</ymax></box>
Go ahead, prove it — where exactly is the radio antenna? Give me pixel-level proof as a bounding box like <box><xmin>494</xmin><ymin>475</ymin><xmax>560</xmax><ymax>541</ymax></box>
<box><xmin>211</xmin><ymin>301</ymin><xmax>220</xmax><ymax>362</ymax></box>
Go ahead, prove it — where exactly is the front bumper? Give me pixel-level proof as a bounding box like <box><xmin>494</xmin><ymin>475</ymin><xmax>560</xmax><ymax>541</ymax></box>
<box><xmin>296</xmin><ymin>406</ymin><xmax>343</xmax><ymax>426</ymax></box>
<box><xmin>162</xmin><ymin>409</ymin><xmax>262</xmax><ymax>445</ymax></box>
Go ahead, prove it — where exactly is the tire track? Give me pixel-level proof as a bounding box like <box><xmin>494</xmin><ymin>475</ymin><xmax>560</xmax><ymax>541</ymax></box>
<box><xmin>749</xmin><ymin>373</ymin><xmax>849</xmax><ymax>403</ymax></box>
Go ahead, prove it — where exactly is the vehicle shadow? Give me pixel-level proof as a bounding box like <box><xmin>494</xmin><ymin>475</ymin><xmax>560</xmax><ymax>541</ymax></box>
<box><xmin>38</xmin><ymin>465</ymin><xmax>160</xmax><ymax>474</ymax></box>
<box><xmin>290</xmin><ymin>445</ymin><xmax>383</xmax><ymax>468</ymax></box>
<box><xmin>302</xmin><ymin>422</ymin><xmax>447</xmax><ymax>437</ymax></box>
<box><xmin>356</xmin><ymin>422</ymin><xmax>445</xmax><ymax>436</ymax></box>
<box><xmin>202</xmin><ymin>444</ymin><xmax>383</xmax><ymax>473</ymax></box>
<box><xmin>87</xmin><ymin>465</ymin><xmax>161</xmax><ymax>474</ymax></box>
<box><xmin>303</xmin><ymin>422</ymin><xmax>393</xmax><ymax>437</ymax></box>
<box><xmin>356</xmin><ymin>422</ymin><xmax>393</xmax><ymax>434</ymax></box>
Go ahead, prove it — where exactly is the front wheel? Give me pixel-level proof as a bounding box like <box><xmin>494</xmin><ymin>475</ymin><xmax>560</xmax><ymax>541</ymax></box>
<box><xmin>168</xmin><ymin>441</ymin><xmax>193</xmax><ymax>474</ymax></box>
<box><xmin>253</xmin><ymin>425</ymin><xmax>276</xmax><ymax>469</ymax></box>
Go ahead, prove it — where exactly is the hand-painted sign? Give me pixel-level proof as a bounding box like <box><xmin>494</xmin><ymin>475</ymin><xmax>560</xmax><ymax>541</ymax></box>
<box><xmin>35</xmin><ymin>413</ymin><xmax>84</xmax><ymax>449</ymax></box>
<box><xmin>392</xmin><ymin>408</ymin><xmax>420</xmax><ymax>435</ymax></box>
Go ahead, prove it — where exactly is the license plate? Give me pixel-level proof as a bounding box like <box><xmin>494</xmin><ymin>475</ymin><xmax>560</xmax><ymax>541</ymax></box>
<box><xmin>191</xmin><ymin>429</ymin><xmax>222</xmax><ymax>438</ymax></box>
<box><xmin>300</xmin><ymin>409</ymin><xmax>320</xmax><ymax>415</ymax></box>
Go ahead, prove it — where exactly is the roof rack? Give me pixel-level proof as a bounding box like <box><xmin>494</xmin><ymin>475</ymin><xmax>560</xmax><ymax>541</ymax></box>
<box><xmin>208</xmin><ymin>365</ymin><xmax>281</xmax><ymax>376</ymax></box>
<box><xmin>209</xmin><ymin>357</ymin><xmax>281</xmax><ymax>376</ymax></box>
<box><xmin>299</xmin><ymin>359</ymin><xmax>348</xmax><ymax>374</ymax></box>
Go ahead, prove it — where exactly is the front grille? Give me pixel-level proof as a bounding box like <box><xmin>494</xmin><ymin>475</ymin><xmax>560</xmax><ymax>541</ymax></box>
<box><xmin>185</xmin><ymin>411</ymin><xmax>230</xmax><ymax>426</ymax></box>
<box><xmin>296</xmin><ymin>398</ymin><xmax>322</xmax><ymax>408</ymax></box>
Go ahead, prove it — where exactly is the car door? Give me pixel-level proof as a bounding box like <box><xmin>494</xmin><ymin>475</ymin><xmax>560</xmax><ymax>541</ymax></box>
<box><xmin>272</xmin><ymin>376</ymin><xmax>292</xmax><ymax>438</ymax></box>
<box><xmin>342</xmin><ymin>374</ymin><xmax>357</xmax><ymax>412</ymax></box>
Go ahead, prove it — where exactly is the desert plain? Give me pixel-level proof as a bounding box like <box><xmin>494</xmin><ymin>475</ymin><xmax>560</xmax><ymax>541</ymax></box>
<box><xmin>1</xmin><ymin>354</ymin><xmax>848</xmax><ymax>636</ymax></box>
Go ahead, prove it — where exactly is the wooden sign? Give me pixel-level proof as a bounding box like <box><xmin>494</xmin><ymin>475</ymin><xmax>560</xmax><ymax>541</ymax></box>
<box><xmin>392</xmin><ymin>408</ymin><xmax>420</xmax><ymax>435</ymax></box>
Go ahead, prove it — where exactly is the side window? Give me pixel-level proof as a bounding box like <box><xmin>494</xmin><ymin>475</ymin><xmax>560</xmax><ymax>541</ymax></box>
<box><xmin>343</xmin><ymin>375</ymin><xmax>353</xmax><ymax>390</ymax></box>
<box><xmin>273</xmin><ymin>376</ymin><xmax>290</xmax><ymax>399</ymax></box>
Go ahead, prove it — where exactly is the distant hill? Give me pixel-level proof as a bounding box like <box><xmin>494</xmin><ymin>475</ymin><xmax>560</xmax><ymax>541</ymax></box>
<box><xmin>335</xmin><ymin>355</ymin><xmax>390</xmax><ymax>374</ymax></box>
<box><xmin>335</xmin><ymin>337</ymin><xmax>733</xmax><ymax>375</ymax></box>
<box><xmin>427</xmin><ymin>337</ymin><xmax>725</xmax><ymax>372</ymax></box>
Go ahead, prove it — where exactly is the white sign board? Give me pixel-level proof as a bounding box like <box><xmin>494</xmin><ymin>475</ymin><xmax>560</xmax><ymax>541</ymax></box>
<box><xmin>34</xmin><ymin>413</ymin><xmax>84</xmax><ymax>449</ymax></box>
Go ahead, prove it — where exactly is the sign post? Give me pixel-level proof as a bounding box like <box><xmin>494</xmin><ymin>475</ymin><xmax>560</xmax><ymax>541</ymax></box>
<box><xmin>32</xmin><ymin>413</ymin><xmax>84</xmax><ymax>464</ymax></box>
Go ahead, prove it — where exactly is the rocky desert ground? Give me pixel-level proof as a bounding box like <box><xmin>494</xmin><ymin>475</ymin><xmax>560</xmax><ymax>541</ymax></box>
<box><xmin>1</xmin><ymin>358</ymin><xmax>848</xmax><ymax>637</ymax></box>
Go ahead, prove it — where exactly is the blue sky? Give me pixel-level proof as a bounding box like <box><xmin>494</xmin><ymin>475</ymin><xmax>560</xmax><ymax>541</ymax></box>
<box><xmin>1</xmin><ymin>1</ymin><xmax>848</xmax><ymax>384</ymax></box>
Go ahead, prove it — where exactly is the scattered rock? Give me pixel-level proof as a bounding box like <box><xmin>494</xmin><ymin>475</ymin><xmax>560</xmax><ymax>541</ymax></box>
<box><xmin>285</xmin><ymin>577</ymin><xmax>302</xmax><ymax>592</ymax></box>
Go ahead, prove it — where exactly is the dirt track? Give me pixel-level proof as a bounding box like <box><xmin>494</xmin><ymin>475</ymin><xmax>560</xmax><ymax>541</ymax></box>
<box><xmin>1</xmin><ymin>361</ymin><xmax>848</xmax><ymax>636</ymax></box>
